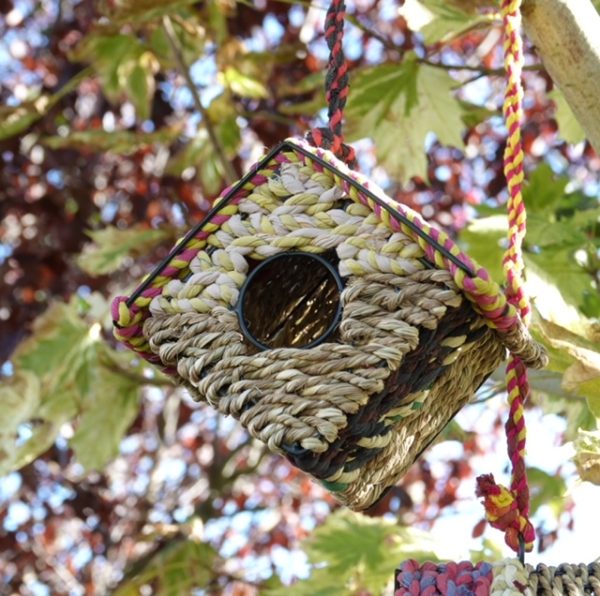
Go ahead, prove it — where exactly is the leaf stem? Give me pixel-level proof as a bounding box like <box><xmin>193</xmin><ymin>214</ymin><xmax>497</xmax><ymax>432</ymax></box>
<box><xmin>162</xmin><ymin>15</ymin><xmax>237</xmax><ymax>185</ymax></box>
<box><xmin>420</xmin><ymin>58</ymin><xmax>542</xmax><ymax>75</ymax></box>
<box><xmin>100</xmin><ymin>351</ymin><xmax>173</xmax><ymax>387</ymax></box>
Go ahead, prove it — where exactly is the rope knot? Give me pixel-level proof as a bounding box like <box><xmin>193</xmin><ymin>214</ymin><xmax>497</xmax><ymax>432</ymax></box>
<box><xmin>306</xmin><ymin>127</ymin><xmax>357</xmax><ymax>168</ymax></box>
<box><xmin>476</xmin><ymin>473</ymin><xmax>534</xmax><ymax>553</ymax></box>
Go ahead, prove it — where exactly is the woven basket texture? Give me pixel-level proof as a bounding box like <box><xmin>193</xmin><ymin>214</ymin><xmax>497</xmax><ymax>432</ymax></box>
<box><xmin>395</xmin><ymin>559</ymin><xmax>600</xmax><ymax>595</ymax></box>
<box><xmin>117</xmin><ymin>140</ymin><xmax>545</xmax><ymax>510</ymax></box>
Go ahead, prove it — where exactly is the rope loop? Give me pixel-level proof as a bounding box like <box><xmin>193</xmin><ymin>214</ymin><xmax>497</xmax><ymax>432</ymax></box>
<box><xmin>306</xmin><ymin>127</ymin><xmax>357</xmax><ymax>168</ymax></box>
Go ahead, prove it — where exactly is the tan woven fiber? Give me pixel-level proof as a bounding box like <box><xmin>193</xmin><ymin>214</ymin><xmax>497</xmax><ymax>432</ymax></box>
<box><xmin>527</xmin><ymin>562</ymin><xmax>600</xmax><ymax>595</ymax></box>
<box><xmin>492</xmin><ymin>559</ymin><xmax>600</xmax><ymax>595</ymax></box>
<box><xmin>136</xmin><ymin>146</ymin><xmax>544</xmax><ymax>510</ymax></box>
<box><xmin>337</xmin><ymin>325</ymin><xmax>504</xmax><ymax>508</ymax></box>
<box><xmin>145</xmin><ymin>268</ymin><xmax>470</xmax><ymax>451</ymax></box>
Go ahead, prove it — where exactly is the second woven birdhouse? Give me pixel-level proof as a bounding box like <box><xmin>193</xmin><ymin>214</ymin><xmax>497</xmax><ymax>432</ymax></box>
<box><xmin>113</xmin><ymin>138</ymin><xmax>546</xmax><ymax>511</ymax></box>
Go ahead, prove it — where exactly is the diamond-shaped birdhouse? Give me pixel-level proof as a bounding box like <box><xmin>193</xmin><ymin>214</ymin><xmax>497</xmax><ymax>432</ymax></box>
<box><xmin>113</xmin><ymin>138</ymin><xmax>546</xmax><ymax>511</ymax></box>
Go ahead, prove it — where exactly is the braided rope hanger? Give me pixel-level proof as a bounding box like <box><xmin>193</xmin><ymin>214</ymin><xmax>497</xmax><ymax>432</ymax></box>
<box><xmin>305</xmin><ymin>0</ymin><xmax>357</xmax><ymax>167</ymax></box>
<box><xmin>476</xmin><ymin>0</ymin><xmax>535</xmax><ymax>558</ymax></box>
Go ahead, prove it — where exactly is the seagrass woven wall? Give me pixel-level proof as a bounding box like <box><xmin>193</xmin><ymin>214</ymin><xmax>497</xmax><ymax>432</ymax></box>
<box><xmin>114</xmin><ymin>139</ymin><xmax>545</xmax><ymax>510</ymax></box>
<box><xmin>139</xmin><ymin>141</ymin><xmax>506</xmax><ymax>510</ymax></box>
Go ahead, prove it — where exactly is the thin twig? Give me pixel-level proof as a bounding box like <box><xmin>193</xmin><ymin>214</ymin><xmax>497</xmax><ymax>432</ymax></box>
<box><xmin>240</xmin><ymin>110</ymin><xmax>297</xmax><ymax>126</ymax></box>
<box><xmin>346</xmin><ymin>14</ymin><xmax>399</xmax><ymax>51</ymax></box>
<box><xmin>100</xmin><ymin>352</ymin><xmax>173</xmax><ymax>387</ymax></box>
<box><xmin>420</xmin><ymin>58</ymin><xmax>542</xmax><ymax>75</ymax></box>
<box><xmin>162</xmin><ymin>15</ymin><xmax>237</xmax><ymax>185</ymax></box>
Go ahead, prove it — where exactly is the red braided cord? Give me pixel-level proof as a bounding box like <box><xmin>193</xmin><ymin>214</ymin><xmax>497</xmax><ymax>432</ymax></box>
<box><xmin>306</xmin><ymin>0</ymin><xmax>357</xmax><ymax>167</ymax></box>
<box><xmin>476</xmin><ymin>0</ymin><xmax>535</xmax><ymax>555</ymax></box>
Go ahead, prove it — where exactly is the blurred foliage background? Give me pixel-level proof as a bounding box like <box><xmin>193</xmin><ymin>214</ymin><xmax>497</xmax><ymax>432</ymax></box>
<box><xmin>0</xmin><ymin>0</ymin><xmax>599</xmax><ymax>594</ymax></box>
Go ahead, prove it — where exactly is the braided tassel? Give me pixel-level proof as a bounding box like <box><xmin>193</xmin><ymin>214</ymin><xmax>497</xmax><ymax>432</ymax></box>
<box><xmin>476</xmin><ymin>0</ymin><xmax>535</xmax><ymax>555</ymax></box>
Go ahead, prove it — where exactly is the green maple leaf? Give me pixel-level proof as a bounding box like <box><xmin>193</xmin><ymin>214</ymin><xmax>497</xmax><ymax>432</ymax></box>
<box><xmin>417</xmin><ymin>0</ymin><xmax>491</xmax><ymax>44</ymax></box>
<box><xmin>346</xmin><ymin>57</ymin><xmax>465</xmax><ymax>185</ymax></box>
<box><xmin>115</xmin><ymin>538</ymin><xmax>217</xmax><ymax>595</ymax></box>
<box><xmin>549</xmin><ymin>88</ymin><xmax>586</xmax><ymax>145</ymax></box>
<box><xmin>77</xmin><ymin>224</ymin><xmax>170</xmax><ymax>276</ymax></box>
<box><xmin>574</xmin><ymin>429</ymin><xmax>600</xmax><ymax>486</ymax></box>
<box><xmin>269</xmin><ymin>510</ymin><xmax>440</xmax><ymax>595</ymax></box>
<box><xmin>3</xmin><ymin>300</ymin><xmax>143</xmax><ymax>474</ymax></box>
<box><xmin>70</xmin><ymin>345</ymin><xmax>141</xmax><ymax>470</ymax></box>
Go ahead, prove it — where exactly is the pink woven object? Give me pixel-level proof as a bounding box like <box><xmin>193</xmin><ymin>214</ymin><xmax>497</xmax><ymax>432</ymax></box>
<box><xmin>395</xmin><ymin>560</ymin><xmax>493</xmax><ymax>596</ymax></box>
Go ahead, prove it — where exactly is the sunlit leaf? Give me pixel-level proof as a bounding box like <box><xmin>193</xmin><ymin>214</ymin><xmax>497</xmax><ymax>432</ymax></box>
<box><xmin>522</xmin><ymin>163</ymin><xmax>569</xmax><ymax>214</ymax></box>
<box><xmin>77</xmin><ymin>225</ymin><xmax>170</xmax><ymax>276</ymax></box>
<box><xmin>98</xmin><ymin>0</ymin><xmax>200</xmax><ymax>24</ymax></box>
<box><xmin>533</xmin><ymin>390</ymin><xmax>596</xmax><ymax>441</ymax></box>
<box><xmin>149</xmin><ymin>19</ymin><xmax>206</xmax><ymax>69</ymax></box>
<box><xmin>459</xmin><ymin>100</ymin><xmax>498</xmax><ymax>129</ymax></box>
<box><xmin>0</xmin><ymin>371</ymin><xmax>53</xmax><ymax>475</ymax></box>
<box><xmin>532</xmin><ymin>317</ymin><xmax>600</xmax><ymax>416</ymax></box>
<box><xmin>528</xmin><ymin>466</ymin><xmax>567</xmax><ymax>519</ymax></box>
<box><xmin>70</xmin><ymin>345</ymin><xmax>141</xmax><ymax>470</ymax></box>
<box><xmin>73</xmin><ymin>34</ymin><xmax>145</xmax><ymax>102</ymax></box>
<box><xmin>346</xmin><ymin>57</ymin><xmax>465</xmax><ymax>184</ymax></box>
<box><xmin>114</xmin><ymin>538</ymin><xmax>218</xmax><ymax>595</ymax></box>
<box><xmin>400</xmin><ymin>0</ymin><xmax>491</xmax><ymax>44</ymax></box>
<box><xmin>73</xmin><ymin>33</ymin><xmax>159</xmax><ymax>119</ymax></box>
<box><xmin>205</xmin><ymin>0</ymin><xmax>229</xmax><ymax>43</ymax></box>
<box><xmin>14</xmin><ymin>301</ymin><xmax>92</xmax><ymax>390</ymax></box>
<box><xmin>1</xmin><ymin>303</ymin><xmax>91</xmax><ymax>473</ymax></box>
<box><xmin>458</xmin><ymin>215</ymin><xmax>506</xmax><ymax>282</ymax></box>
<box><xmin>550</xmin><ymin>88</ymin><xmax>586</xmax><ymax>145</ymax></box>
<box><xmin>271</xmin><ymin>510</ymin><xmax>441</xmax><ymax>595</ymax></box>
<box><xmin>275</xmin><ymin>70</ymin><xmax>324</xmax><ymax>98</ymax></box>
<box><xmin>5</xmin><ymin>300</ymin><xmax>145</xmax><ymax>473</ymax></box>
<box><xmin>166</xmin><ymin>107</ymin><xmax>240</xmax><ymax>193</ymax></box>
<box><xmin>0</xmin><ymin>68</ymin><xmax>91</xmax><ymax>141</ymax></box>
<box><xmin>120</xmin><ymin>51</ymin><xmax>159</xmax><ymax>121</ymax></box>
<box><xmin>573</xmin><ymin>429</ymin><xmax>600</xmax><ymax>485</ymax></box>
<box><xmin>525</xmin><ymin>248</ymin><xmax>596</xmax><ymax>317</ymax></box>
<box><xmin>222</xmin><ymin>66</ymin><xmax>268</xmax><ymax>99</ymax></box>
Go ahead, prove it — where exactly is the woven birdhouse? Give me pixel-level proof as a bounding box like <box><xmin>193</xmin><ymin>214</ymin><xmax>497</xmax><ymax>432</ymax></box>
<box><xmin>112</xmin><ymin>138</ymin><xmax>546</xmax><ymax>511</ymax></box>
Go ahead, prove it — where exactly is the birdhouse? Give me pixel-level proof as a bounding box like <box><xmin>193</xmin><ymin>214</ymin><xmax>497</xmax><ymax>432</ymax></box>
<box><xmin>112</xmin><ymin>138</ymin><xmax>546</xmax><ymax>511</ymax></box>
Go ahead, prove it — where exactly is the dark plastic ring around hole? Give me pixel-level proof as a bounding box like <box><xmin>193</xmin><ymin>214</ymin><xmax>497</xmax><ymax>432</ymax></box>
<box><xmin>236</xmin><ymin>251</ymin><xmax>344</xmax><ymax>351</ymax></box>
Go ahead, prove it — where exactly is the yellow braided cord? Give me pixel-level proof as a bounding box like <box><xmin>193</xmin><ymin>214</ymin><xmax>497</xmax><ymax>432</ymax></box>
<box><xmin>501</xmin><ymin>0</ymin><xmax>530</xmax><ymax>326</ymax></box>
<box><xmin>476</xmin><ymin>0</ymin><xmax>535</xmax><ymax>555</ymax></box>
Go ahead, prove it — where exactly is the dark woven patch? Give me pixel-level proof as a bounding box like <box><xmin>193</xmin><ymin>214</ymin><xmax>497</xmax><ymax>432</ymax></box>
<box><xmin>282</xmin><ymin>298</ymin><xmax>484</xmax><ymax>480</ymax></box>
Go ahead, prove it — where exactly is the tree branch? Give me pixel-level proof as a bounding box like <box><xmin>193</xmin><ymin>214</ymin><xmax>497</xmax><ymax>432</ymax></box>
<box><xmin>522</xmin><ymin>0</ymin><xmax>600</xmax><ymax>153</ymax></box>
<box><xmin>162</xmin><ymin>15</ymin><xmax>237</xmax><ymax>185</ymax></box>
<box><xmin>347</xmin><ymin>15</ymin><xmax>542</xmax><ymax>78</ymax></box>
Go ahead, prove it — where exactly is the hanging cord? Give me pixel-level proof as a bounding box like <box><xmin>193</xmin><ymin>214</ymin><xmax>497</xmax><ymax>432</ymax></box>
<box><xmin>476</xmin><ymin>0</ymin><xmax>535</xmax><ymax>558</ymax></box>
<box><xmin>306</xmin><ymin>0</ymin><xmax>357</xmax><ymax>168</ymax></box>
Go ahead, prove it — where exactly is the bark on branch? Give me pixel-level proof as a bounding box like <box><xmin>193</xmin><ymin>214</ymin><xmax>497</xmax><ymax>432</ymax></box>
<box><xmin>522</xmin><ymin>0</ymin><xmax>600</xmax><ymax>153</ymax></box>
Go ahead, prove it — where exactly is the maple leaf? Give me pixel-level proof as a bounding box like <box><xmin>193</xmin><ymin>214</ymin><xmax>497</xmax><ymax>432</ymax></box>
<box><xmin>345</xmin><ymin>57</ymin><xmax>465</xmax><ymax>185</ymax></box>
